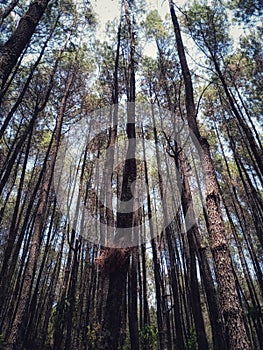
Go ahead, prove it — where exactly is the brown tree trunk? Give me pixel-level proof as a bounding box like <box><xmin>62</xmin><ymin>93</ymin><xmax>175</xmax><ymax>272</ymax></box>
<box><xmin>0</xmin><ymin>122</ymin><xmax>34</xmax><ymax>314</ymax></box>
<box><xmin>101</xmin><ymin>1</ymin><xmax>137</xmax><ymax>348</ymax></box>
<box><xmin>0</xmin><ymin>18</ymin><xmax>58</xmax><ymax>137</ymax></box>
<box><xmin>168</xmin><ymin>2</ymin><xmax>250</xmax><ymax>349</ymax></box>
<box><xmin>5</xmin><ymin>70</ymin><xmax>73</xmax><ymax>350</ymax></box>
<box><xmin>211</xmin><ymin>55</ymin><xmax>263</xmax><ymax>179</ymax></box>
<box><xmin>0</xmin><ymin>0</ymin><xmax>50</xmax><ymax>88</ymax></box>
<box><xmin>128</xmin><ymin>250</ymin><xmax>140</xmax><ymax>350</ymax></box>
<box><xmin>178</xmin><ymin>147</ymin><xmax>226</xmax><ymax>350</ymax></box>
<box><xmin>0</xmin><ymin>0</ymin><xmax>19</xmax><ymax>24</ymax></box>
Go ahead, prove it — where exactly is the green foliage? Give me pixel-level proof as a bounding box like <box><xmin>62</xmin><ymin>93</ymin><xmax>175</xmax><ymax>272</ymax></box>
<box><xmin>186</xmin><ymin>327</ymin><xmax>197</xmax><ymax>350</ymax></box>
<box><xmin>184</xmin><ymin>1</ymin><xmax>231</xmax><ymax>57</ymax></box>
<box><xmin>122</xmin><ymin>333</ymin><xmax>131</xmax><ymax>350</ymax></box>
<box><xmin>139</xmin><ymin>324</ymin><xmax>158</xmax><ymax>349</ymax></box>
<box><xmin>0</xmin><ymin>0</ymin><xmax>262</xmax><ymax>349</ymax></box>
<box><xmin>223</xmin><ymin>26</ymin><xmax>263</xmax><ymax>121</ymax></box>
<box><xmin>143</xmin><ymin>10</ymin><xmax>167</xmax><ymax>40</ymax></box>
<box><xmin>227</xmin><ymin>0</ymin><xmax>262</xmax><ymax>23</ymax></box>
<box><xmin>0</xmin><ymin>334</ymin><xmax>6</xmax><ymax>350</ymax></box>
<box><xmin>86</xmin><ymin>323</ymin><xmax>102</xmax><ymax>349</ymax></box>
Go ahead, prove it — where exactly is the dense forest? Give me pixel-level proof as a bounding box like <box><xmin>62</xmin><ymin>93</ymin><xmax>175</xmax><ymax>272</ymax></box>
<box><xmin>0</xmin><ymin>0</ymin><xmax>262</xmax><ymax>349</ymax></box>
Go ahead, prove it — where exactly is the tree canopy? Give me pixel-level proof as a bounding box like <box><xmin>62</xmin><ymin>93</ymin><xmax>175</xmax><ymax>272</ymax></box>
<box><xmin>0</xmin><ymin>0</ymin><xmax>262</xmax><ymax>349</ymax></box>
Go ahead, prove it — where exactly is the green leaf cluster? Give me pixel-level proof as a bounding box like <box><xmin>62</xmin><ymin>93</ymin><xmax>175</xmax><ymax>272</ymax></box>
<box><xmin>184</xmin><ymin>1</ymin><xmax>231</xmax><ymax>57</ymax></box>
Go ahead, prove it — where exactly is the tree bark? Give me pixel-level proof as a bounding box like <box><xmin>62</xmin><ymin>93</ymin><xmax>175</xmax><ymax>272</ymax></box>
<box><xmin>5</xmin><ymin>70</ymin><xmax>73</xmax><ymax>350</ymax></box>
<box><xmin>168</xmin><ymin>2</ymin><xmax>250</xmax><ymax>349</ymax></box>
<box><xmin>0</xmin><ymin>0</ymin><xmax>50</xmax><ymax>88</ymax></box>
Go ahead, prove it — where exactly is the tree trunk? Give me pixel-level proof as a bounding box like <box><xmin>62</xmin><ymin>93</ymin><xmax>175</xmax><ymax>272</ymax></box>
<box><xmin>101</xmin><ymin>1</ymin><xmax>137</xmax><ymax>348</ymax></box>
<box><xmin>128</xmin><ymin>250</ymin><xmax>140</xmax><ymax>350</ymax></box>
<box><xmin>0</xmin><ymin>0</ymin><xmax>19</xmax><ymax>24</ymax></box>
<box><xmin>168</xmin><ymin>2</ymin><xmax>250</xmax><ymax>349</ymax></box>
<box><xmin>0</xmin><ymin>0</ymin><xmax>50</xmax><ymax>88</ymax></box>
<box><xmin>5</xmin><ymin>70</ymin><xmax>73</xmax><ymax>350</ymax></box>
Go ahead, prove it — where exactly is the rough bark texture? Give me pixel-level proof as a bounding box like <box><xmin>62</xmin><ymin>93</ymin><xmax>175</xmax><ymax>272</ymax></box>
<box><xmin>101</xmin><ymin>1</ymin><xmax>137</xmax><ymax>348</ymax></box>
<box><xmin>0</xmin><ymin>0</ymin><xmax>50</xmax><ymax>88</ymax></box>
<box><xmin>101</xmin><ymin>248</ymin><xmax>130</xmax><ymax>350</ymax></box>
<box><xmin>5</xmin><ymin>72</ymin><xmax>73</xmax><ymax>350</ymax></box>
<box><xmin>169</xmin><ymin>2</ymin><xmax>250</xmax><ymax>349</ymax></box>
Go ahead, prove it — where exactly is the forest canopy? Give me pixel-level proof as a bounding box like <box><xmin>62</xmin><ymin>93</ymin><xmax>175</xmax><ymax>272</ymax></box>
<box><xmin>0</xmin><ymin>0</ymin><xmax>262</xmax><ymax>349</ymax></box>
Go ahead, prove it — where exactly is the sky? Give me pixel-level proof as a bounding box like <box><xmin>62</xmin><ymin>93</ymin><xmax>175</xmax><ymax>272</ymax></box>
<box><xmin>91</xmin><ymin>0</ymin><xmax>171</xmax><ymax>34</ymax></box>
<box><xmin>90</xmin><ymin>0</ymin><xmax>186</xmax><ymax>57</ymax></box>
<box><xmin>90</xmin><ymin>0</ymin><xmax>242</xmax><ymax>54</ymax></box>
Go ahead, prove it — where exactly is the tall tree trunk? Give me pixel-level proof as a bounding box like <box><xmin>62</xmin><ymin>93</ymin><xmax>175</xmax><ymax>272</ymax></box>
<box><xmin>0</xmin><ymin>0</ymin><xmax>51</xmax><ymax>89</ymax></box>
<box><xmin>178</xmin><ymin>147</ymin><xmax>225</xmax><ymax>350</ymax></box>
<box><xmin>0</xmin><ymin>122</ymin><xmax>34</xmax><ymax>314</ymax></box>
<box><xmin>5</xmin><ymin>70</ymin><xmax>73</xmax><ymax>350</ymax></box>
<box><xmin>101</xmin><ymin>1</ymin><xmax>137</xmax><ymax>348</ymax></box>
<box><xmin>168</xmin><ymin>2</ymin><xmax>250</xmax><ymax>349</ymax></box>
<box><xmin>0</xmin><ymin>17</ymin><xmax>58</xmax><ymax>137</ymax></box>
<box><xmin>128</xmin><ymin>250</ymin><xmax>140</xmax><ymax>350</ymax></box>
<box><xmin>211</xmin><ymin>55</ymin><xmax>263</xmax><ymax>179</ymax></box>
<box><xmin>0</xmin><ymin>0</ymin><xmax>19</xmax><ymax>24</ymax></box>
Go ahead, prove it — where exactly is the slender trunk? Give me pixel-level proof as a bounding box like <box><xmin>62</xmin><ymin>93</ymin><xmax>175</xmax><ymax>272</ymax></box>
<box><xmin>0</xmin><ymin>123</ymin><xmax>33</xmax><ymax>311</ymax></box>
<box><xmin>179</xmin><ymin>148</ymin><xmax>225</xmax><ymax>350</ymax></box>
<box><xmin>168</xmin><ymin>2</ymin><xmax>250</xmax><ymax>349</ymax></box>
<box><xmin>0</xmin><ymin>17</ymin><xmax>58</xmax><ymax>137</ymax></box>
<box><xmin>142</xmin><ymin>126</ymin><xmax>165</xmax><ymax>348</ymax></box>
<box><xmin>0</xmin><ymin>0</ymin><xmax>19</xmax><ymax>24</ymax></box>
<box><xmin>6</xmin><ymin>71</ymin><xmax>73</xmax><ymax>350</ymax></box>
<box><xmin>152</xmin><ymin>107</ymin><xmax>185</xmax><ymax>350</ymax></box>
<box><xmin>65</xmin><ymin>240</ymin><xmax>80</xmax><ymax>350</ymax></box>
<box><xmin>128</xmin><ymin>250</ymin><xmax>140</xmax><ymax>350</ymax></box>
<box><xmin>24</xmin><ymin>202</ymin><xmax>57</xmax><ymax>344</ymax></box>
<box><xmin>0</xmin><ymin>0</ymin><xmax>51</xmax><ymax>88</ymax></box>
<box><xmin>101</xmin><ymin>1</ymin><xmax>138</xmax><ymax>348</ymax></box>
<box><xmin>211</xmin><ymin>55</ymin><xmax>263</xmax><ymax>178</ymax></box>
<box><xmin>141</xmin><ymin>242</ymin><xmax>150</xmax><ymax>330</ymax></box>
